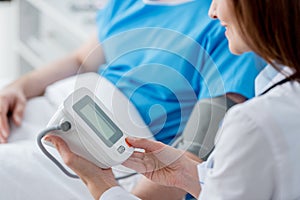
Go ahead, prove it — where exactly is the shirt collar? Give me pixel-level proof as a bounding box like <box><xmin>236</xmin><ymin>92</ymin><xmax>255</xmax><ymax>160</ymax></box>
<box><xmin>255</xmin><ymin>64</ymin><xmax>293</xmax><ymax>96</ymax></box>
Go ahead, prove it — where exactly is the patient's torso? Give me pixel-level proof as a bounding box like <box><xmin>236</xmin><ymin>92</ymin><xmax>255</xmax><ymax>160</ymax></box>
<box><xmin>95</xmin><ymin>0</ymin><xmax>263</xmax><ymax>144</ymax></box>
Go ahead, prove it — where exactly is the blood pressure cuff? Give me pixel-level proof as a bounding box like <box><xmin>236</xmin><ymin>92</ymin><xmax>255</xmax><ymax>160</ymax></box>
<box><xmin>173</xmin><ymin>96</ymin><xmax>236</xmax><ymax>160</ymax></box>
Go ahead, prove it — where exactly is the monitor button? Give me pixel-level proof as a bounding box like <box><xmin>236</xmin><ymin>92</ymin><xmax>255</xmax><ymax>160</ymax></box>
<box><xmin>117</xmin><ymin>145</ymin><xmax>125</xmax><ymax>154</ymax></box>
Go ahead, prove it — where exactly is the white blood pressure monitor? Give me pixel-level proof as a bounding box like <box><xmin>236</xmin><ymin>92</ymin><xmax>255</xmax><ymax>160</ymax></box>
<box><xmin>45</xmin><ymin>87</ymin><xmax>135</xmax><ymax>169</ymax></box>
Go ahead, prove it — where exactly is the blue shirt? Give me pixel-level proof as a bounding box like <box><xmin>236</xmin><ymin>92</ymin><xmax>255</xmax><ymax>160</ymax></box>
<box><xmin>96</xmin><ymin>0</ymin><xmax>265</xmax><ymax>144</ymax></box>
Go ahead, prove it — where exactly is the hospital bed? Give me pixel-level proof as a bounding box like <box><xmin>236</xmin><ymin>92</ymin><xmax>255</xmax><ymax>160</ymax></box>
<box><xmin>0</xmin><ymin>76</ymin><xmax>141</xmax><ymax>200</ymax></box>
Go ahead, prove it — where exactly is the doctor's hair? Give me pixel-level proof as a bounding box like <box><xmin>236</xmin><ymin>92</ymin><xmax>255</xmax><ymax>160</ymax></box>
<box><xmin>231</xmin><ymin>0</ymin><xmax>300</xmax><ymax>80</ymax></box>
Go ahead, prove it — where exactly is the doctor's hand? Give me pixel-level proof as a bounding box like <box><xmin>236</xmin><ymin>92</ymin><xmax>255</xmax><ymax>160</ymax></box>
<box><xmin>123</xmin><ymin>138</ymin><xmax>202</xmax><ymax>198</ymax></box>
<box><xmin>0</xmin><ymin>83</ymin><xmax>27</xmax><ymax>143</ymax></box>
<box><xmin>44</xmin><ymin>135</ymin><xmax>118</xmax><ymax>200</ymax></box>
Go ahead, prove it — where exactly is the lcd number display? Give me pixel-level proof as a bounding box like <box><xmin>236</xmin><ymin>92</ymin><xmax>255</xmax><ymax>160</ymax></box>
<box><xmin>73</xmin><ymin>96</ymin><xmax>123</xmax><ymax>147</ymax></box>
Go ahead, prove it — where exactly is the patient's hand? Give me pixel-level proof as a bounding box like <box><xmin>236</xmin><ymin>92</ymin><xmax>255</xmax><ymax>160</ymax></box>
<box><xmin>0</xmin><ymin>84</ymin><xmax>26</xmax><ymax>143</ymax></box>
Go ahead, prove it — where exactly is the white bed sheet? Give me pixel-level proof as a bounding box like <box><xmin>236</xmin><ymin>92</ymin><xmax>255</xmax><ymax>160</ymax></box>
<box><xmin>0</xmin><ymin>76</ymin><xmax>141</xmax><ymax>200</ymax></box>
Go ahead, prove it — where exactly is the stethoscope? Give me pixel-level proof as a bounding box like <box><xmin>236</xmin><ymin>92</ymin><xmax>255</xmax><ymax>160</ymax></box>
<box><xmin>260</xmin><ymin>77</ymin><xmax>292</xmax><ymax>96</ymax></box>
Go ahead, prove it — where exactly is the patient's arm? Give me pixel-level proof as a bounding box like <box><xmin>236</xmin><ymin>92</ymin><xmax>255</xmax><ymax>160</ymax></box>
<box><xmin>13</xmin><ymin>34</ymin><xmax>104</xmax><ymax>99</ymax></box>
<box><xmin>0</xmin><ymin>34</ymin><xmax>105</xmax><ymax>143</ymax></box>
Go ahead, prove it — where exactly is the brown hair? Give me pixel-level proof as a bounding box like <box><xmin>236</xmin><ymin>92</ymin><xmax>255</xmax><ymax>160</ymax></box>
<box><xmin>231</xmin><ymin>0</ymin><xmax>300</xmax><ymax>80</ymax></box>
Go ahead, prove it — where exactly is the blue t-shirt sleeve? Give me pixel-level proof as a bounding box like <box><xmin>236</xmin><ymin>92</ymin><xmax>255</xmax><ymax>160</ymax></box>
<box><xmin>93</xmin><ymin>0</ymin><xmax>265</xmax><ymax>144</ymax></box>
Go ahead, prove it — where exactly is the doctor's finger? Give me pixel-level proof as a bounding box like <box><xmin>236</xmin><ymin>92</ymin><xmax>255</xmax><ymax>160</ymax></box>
<box><xmin>44</xmin><ymin>135</ymin><xmax>79</xmax><ymax>166</ymax></box>
<box><xmin>44</xmin><ymin>135</ymin><xmax>102</xmax><ymax>179</ymax></box>
<box><xmin>122</xmin><ymin>151</ymin><xmax>148</xmax><ymax>173</ymax></box>
<box><xmin>126</xmin><ymin>137</ymin><xmax>166</xmax><ymax>153</ymax></box>
<box><xmin>123</xmin><ymin>150</ymin><xmax>165</xmax><ymax>174</ymax></box>
<box><xmin>126</xmin><ymin>138</ymin><xmax>177</xmax><ymax>164</ymax></box>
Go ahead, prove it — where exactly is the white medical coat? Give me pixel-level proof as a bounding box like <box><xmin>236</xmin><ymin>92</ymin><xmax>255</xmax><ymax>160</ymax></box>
<box><xmin>100</xmin><ymin>65</ymin><xmax>300</xmax><ymax>200</ymax></box>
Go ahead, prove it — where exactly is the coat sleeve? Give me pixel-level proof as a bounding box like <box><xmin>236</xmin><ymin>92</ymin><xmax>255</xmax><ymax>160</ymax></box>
<box><xmin>198</xmin><ymin>106</ymin><xmax>274</xmax><ymax>200</ymax></box>
<box><xmin>100</xmin><ymin>186</ymin><xmax>141</xmax><ymax>200</ymax></box>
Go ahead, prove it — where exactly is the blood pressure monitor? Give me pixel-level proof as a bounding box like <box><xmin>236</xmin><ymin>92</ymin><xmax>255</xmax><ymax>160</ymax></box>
<box><xmin>46</xmin><ymin>87</ymin><xmax>134</xmax><ymax>169</ymax></box>
<box><xmin>38</xmin><ymin>74</ymin><xmax>153</xmax><ymax>177</ymax></box>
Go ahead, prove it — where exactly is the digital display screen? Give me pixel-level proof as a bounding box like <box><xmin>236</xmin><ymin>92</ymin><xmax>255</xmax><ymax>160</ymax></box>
<box><xmin>73</xmin><ymin>96</ymin><xmax>123</xmax><ymax>147</ymax></box>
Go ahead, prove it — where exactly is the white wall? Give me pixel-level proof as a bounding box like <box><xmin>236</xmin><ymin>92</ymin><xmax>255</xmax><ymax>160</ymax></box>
<box><xmin>0</xmin><ymin>2</ymin><xmax>17</xmax><ymax>80</ymax></box>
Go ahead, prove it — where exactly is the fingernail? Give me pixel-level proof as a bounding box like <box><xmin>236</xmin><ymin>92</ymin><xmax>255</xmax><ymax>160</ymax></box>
<box><xmin>125</xmin><ymin>138</ymin><xmax>133</xmax><ymax>147</ymax></box>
